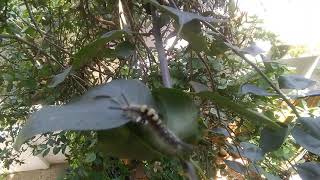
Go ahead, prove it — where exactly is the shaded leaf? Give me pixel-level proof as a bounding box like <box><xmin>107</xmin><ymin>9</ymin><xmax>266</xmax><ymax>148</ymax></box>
<box><xmin>296</xmin><ymin>162</ymin><xmax>320</xmax><ymax>180</ymax></box>
<box><xmin>224</xmin><ymin>160</ymin><xmax>246</xmax><ymax>174</ymax></box>
<box><xmin>240</xmin><ymin>142</ymin><xmax>264</xmax><ymax>162</ymax></box>
<box><xmin>248</xmin><ymin>164</ymin><xmax>281</xmax><ymax>180</ymax></box>
<box><xmin>97</xmin><ymin>126</ymin><xmax>164</xmax><ymax>160</ymax></box>
<box><xmin>153</xmin><ymin>88</ymin><xmax>199</xmax><ymax>141</ymax></box>
<box><xmin>278</xmin><ymin>75</ymin><xmax>316</xmax><ymax>90</ymax></box>
<box><xmin>292</xmin><ymin>117</ymin><xmax>320</xmax><ymax>155</ymax></box>
<box><xmin>49</xmin><ymin>67</ymin><xmax>72</xmax><ymax>88</ymax></box>
<box><xmin>72</xmin><ymin>30</ymin><xmax>127</xmax><ymax>70</ymax></box>
<box><xmin>259</xmin><ymin>126</ymin><xmax>288</xmax><ymax>153</ymax></box>
<box><xmin>196</xmin><ymin>92</ymin><xmax>281</xmax><ymax>129</ymax></box>
<box><xmin>115</xmin><ymin>41</ymin><xmax>135</xmax><ymax>59</ymax></box>
<box><xmin>14</xmin><ymin>79</ymin><xmax>152</xmax><ymax>150</ymax></box>
<box><xmin>240</xmin><ymin>84</ymin><xmax>276</xmax><ymax>96</ymax></box>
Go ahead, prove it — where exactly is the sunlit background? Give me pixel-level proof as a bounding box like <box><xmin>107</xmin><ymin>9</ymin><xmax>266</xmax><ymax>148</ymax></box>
<box><xmin>239</xmin><ymin>0</ymin><xmax>320</xmax><ymax>56</ymax></box>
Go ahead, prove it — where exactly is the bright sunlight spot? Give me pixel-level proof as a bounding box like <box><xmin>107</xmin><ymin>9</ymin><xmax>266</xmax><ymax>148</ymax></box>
<box><xmin>239</xmin><ymin>0</ymin><xmax>320</xmax><ymax>55</ymax></box>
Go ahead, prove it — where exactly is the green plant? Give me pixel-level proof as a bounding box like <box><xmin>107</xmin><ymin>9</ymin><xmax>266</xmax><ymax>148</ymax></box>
<box><xmin>1</xmin><ymin>0</ymin><xmax>320</xmax><ymax>179</ymax></box>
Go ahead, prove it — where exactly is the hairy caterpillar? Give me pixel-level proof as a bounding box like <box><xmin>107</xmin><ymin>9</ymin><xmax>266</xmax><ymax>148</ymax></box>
<box><xmin>98</xmin><ymin>94</ymin><xmax>192</xmax><ymax>151</ymax></box>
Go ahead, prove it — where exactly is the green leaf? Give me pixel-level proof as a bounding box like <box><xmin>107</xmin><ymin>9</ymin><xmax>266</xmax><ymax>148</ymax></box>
<box><xmin>259</xmin><ymin>126</ymin><xmax>289</xmax><ymax>153</ymax></box>
<box><xmin>14</xmin><ymin>79</ymin><xmax>151</xmax><ymax>150</ymax></box>
<box><xmin>115</xmin><ymin>41</ymin><xmax>135</xmax><ymax>59</ymax></box>
<box><xmin>196</xmin><ymin>91</ymin><xmax>281</xmax><ymax>129</ymax></box>
<box><xmin>296</xmin><ymin>162</ymin><xmax>320</xmax><ymax>180</ymax></box>
<box><xmin>42</xmin><ymin>148</ymin><xmax>50</xmax><ymax>157</ymax></box>
<box><xmin>85</xmin><ymin>152</ymin><xmax>96</xmax><ymax>163</ymax></box>
<box><xmin>152</xmin><ymin>88</ymin><xmax>199</xmax><ymax>142</ymax></box>
<box><xmin>292</xmin><ymin>117</ymin><xmax>320</xmax><ymax>155</ymax></box>
<box><xmin>278</xmin><ymin>75</ymin><xmax>316</xmax><ymax>90</ymax></box>
<box><xmin>97</xmin><ymin>125</ymin><xmax>164</xmax><ymax>160</ymax></box>
<box><xmin>53</xmin><ymin>147</ymin><xmax>61</xmax><ymax>155</ymax></box>
<box><xmin>48</xmin><ymin>67</ymin><xmax>72</xmax><ymax>88</ymax></box>
<box><xmin>98</xmin><ymin>88</ymin><xmax>200</xmax><ymax>160</ymax></box>
<box><xmin>71</xmin><ymin>30</ymin><xmax>127</xmax><ymax>70</ymax></box>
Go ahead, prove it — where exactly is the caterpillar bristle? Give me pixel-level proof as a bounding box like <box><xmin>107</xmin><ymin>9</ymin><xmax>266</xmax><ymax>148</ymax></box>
<box><xmin>109</xmin><ymin>94</ymin><xmax>192</xmax><ymax>152</ymax></box>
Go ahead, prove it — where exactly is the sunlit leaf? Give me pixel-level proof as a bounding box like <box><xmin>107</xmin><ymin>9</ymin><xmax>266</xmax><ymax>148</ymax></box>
<box><xmin>48</xmin><ymin>66</ymin><xmax>72</xmax><ymax>88</ymax></box>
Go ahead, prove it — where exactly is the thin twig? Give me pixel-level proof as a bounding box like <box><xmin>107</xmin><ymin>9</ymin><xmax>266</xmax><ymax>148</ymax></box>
<box><xmin>202</xmin><ymin>21</ymin><xmax>301</xmax><ymax>118</ymax></box>
<box><xmin>23</xmin><ymin>0</ymin><xmax>43</xmax><ymax>36</ymax></box>
<box><xmin>0</xmin><ymin>34</ymin><xmax>64</xmax><ymax>67</ymax></box>
<box><xmin>152</xmin><ymin>11</ymin><xmax>172</xmax><ymax>88</ymax></box>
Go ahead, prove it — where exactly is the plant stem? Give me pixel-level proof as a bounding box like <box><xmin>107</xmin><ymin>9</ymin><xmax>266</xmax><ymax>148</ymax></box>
<box><xmin>152</xmin><ymin>11</ymin><xmax>172</xmax><ymax>88</ymax></box>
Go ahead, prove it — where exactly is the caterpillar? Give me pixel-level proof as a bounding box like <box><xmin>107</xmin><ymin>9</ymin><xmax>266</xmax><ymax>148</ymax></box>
<box><xmin>98</xmin><ymin>94</ymin><xmax>192</xmax><ymax>152</ymax></box>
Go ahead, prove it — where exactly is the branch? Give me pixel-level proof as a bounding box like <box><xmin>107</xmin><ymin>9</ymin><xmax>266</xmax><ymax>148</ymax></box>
<box><xmin>0</xmin><ymin>34</ymin><xmax>64</xmax><ymax>67</ymax></box>
<box><xmin>202</xmin><ymin>21</ymin><xmax>301</xmax><ymax>118</ymax></box>
<box><xmin>23</xmin><ymin>0</ymin><xmax>43</xmax><ymax>36</ymax></box>
<box><xmin>152</xmin><ymin>12</ymin><xmax>172</xmax><ymax>88</ymax></box>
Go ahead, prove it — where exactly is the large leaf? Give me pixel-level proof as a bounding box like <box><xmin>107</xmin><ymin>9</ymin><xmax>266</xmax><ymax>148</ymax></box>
<box><xmin>196</xmin><ymin>91</ymin><xmax>281</xmax><ymax>129</ymax></box>
<box><xmin>14</xmin><ymin>79</ymin><xmax>152</xmax><ymax>150</ymax></box>
<box><xmin>259</xmin><ymin>126</ymin><xmax>289</xmax><ymax>153</ymax></box>
<box><xmin>240</xmin><ymin>84</ymin><xmax>276</xmax><ymax>96</ymax></box>
<box><xmin>97</xmin><ymin>124</ymin><xmax>164</xmax><ymax>160</ymax></box>
<box><xmin>48</xmin><ymin>66</ymin><xmax>72</xmax><ymax>88</ymax></box>
<box><xmin>71</xmin><ymin>30</ymin><xmax>126</xmax><ymax>70</ymax></box>
<box><xmin>152</xmin><ymin>88</ymin><xmax>199</xmax><ymax>142</ymax></box>
<box><xmin>278</xmin><ymin>75</ymin><xmax>316</xmax><ymax>90</ymax></box>
<box><xmin>98</xmin><ymin>88</ymin><xmax>200</xmax><ymax>159</ymax></box>
<box><xmin>296</xmin><ymin>162</ymin><xmax>320</xmax><ymax>180</ymax></box>
<box><xmin>292</xmin><ymin>117</ymin><xmax>320</xmax><ymax>155</ymax></box>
